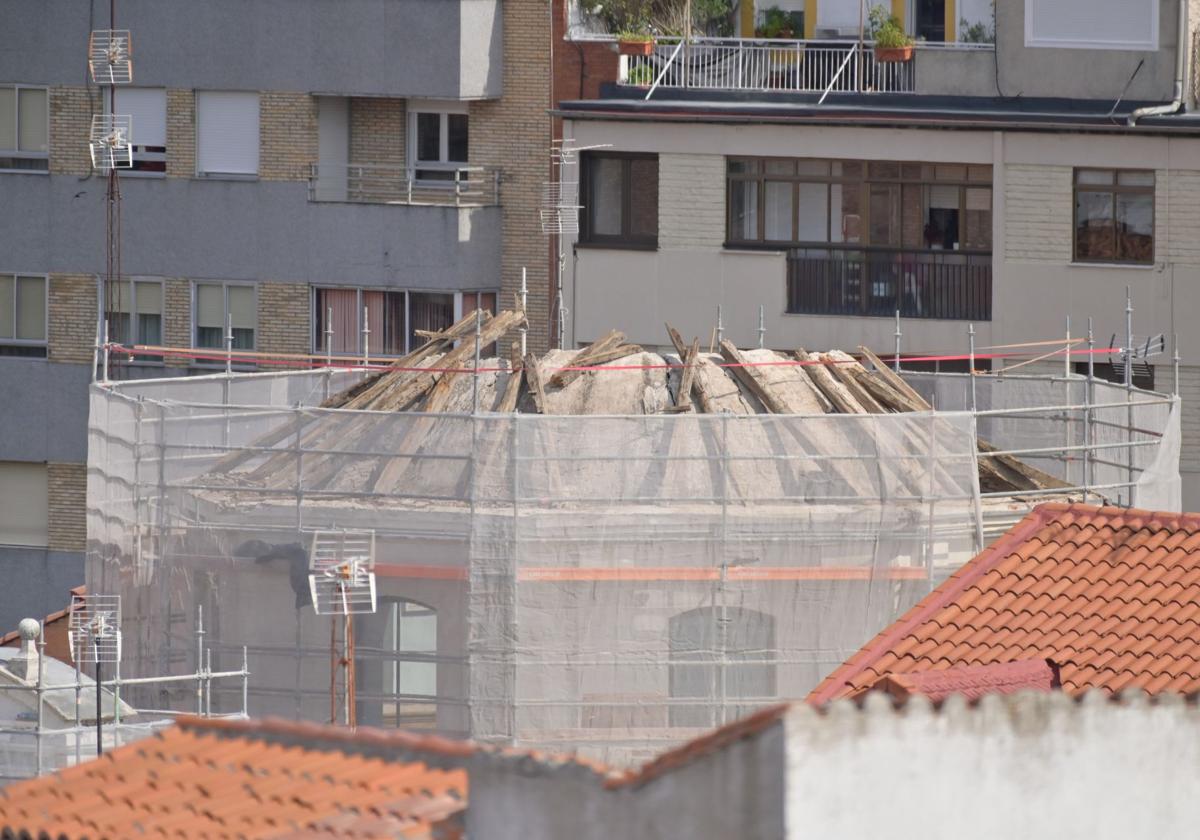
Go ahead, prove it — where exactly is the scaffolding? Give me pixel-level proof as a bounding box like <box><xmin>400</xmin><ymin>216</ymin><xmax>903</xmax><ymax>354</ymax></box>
<box><xmin>86</xmin><ymin>366</ymin><xmax>1179</xmax><ymax>766</ymax></box>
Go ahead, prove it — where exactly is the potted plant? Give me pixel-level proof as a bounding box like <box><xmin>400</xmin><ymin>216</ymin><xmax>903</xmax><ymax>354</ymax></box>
<box><xmin>626</xmin><ymin>63</ymin><xmax>655</xmax><ymax>86</ymax></box>
<box><xmin>618</xmin><ymin>30</ymin><xmax>656</xmax><ymax>56</ymax></box>
<box><xmin>755</xmin><ymin>6</ymin><xmax>796</xmax><ymax>38</ymax></box>
<box><xmin>868</xmin><ymin>5</ymin><xmax>914</xmax><ymax>62</ymax></box>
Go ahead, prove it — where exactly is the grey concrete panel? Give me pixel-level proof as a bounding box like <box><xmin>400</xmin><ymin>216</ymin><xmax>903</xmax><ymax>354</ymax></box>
<box><xmin>1</xmin><ymin>0</ymin><xmax>501</xmax><ymax>99</ymax></box>
<box><xmin>0</xmin><ymin>548</ymin><xmax>84</xmax><ymax>633</ymax></box>
<box><xmin>915</xmin><ymin>48</ymin><xmax>997</xmax><ymax>97</ymax></box>
<box><xmin>0</xmin><ymin>360</ymin><xmax>90</xmax><ymax>463</ymax></box>
<box><xmin>1</xmin><ymin>176</ymin><xmax>501</xmax><ymax>291</ymax></box>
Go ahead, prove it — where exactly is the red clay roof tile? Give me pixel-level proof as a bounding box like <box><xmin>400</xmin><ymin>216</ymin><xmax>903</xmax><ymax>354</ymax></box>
<box><xmin>809</xmin><ymin>503</ymin><xmax>1200</xmax><ymax>703</ymax></box>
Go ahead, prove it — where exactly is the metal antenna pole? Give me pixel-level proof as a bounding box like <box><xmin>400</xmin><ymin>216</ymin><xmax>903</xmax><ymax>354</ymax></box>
<box><xmin>102</xmin><ymin>320</ymin><xmax>111</xmax><ymax>383</ymax></box>
<box><xmin>361</xmin><ymin>306</ymin><xmax>370</xmax><ymax>369</ymax></box>
<box><xmin>893</xmin><ymin>310</ymin><xmax>902</xmax><ymax>373</ymax></box>
<box><xmin>225</xmin><ymin>312</ymin><xmax>233</xmax><ymax>376</ymax></box>
<box><xmin>1084</xmin><ymin>317</ymin><xmax>1094</xmax><ymax>503</ymax></box>
<box><xmin>1065</xmin><ymin>316</ymin><xmax>1071</xmax><ymax>484</ymax></box>
<box><xmin>35</xmin><ymin>624</ymin><xmax>45</xmax><ymax>777</ymax></box>
<box><xmin>472</xmin><ymin>304</ymin><xmax>482</xmax><ymax>414</ymax></box>
<box><xmin>195</xmin><ymin>604</ymin><xmax>205</xmax><ymax>715</ymax></box>
<box><xmin>95</xmin><ymin>639</ymin><xmax>102</xmax><ymax>756</ymax></box>
<box><xmin>1125</xmin><ymin>287</ymin><xmax>1134</xmax><ymax>505</ymax></box>
<box><xmin>757</xmin><ymin>304</ymin><xmax>765</xmax><ymax>349</ymax></box>
<box><xmin>519</xmin><ymin>268</ymin><xmax>528</xmax><ymax>358</ymax></box>
<box><xmin>325</xmin><ymin>306</ymin><xmax>333</xmax><ymax>367</ymax></box>
<box><xmin>716</xmin><ymin>305</ymin><xmax>724</xmax><ymax>346</ymax></box>
<box><xmin>1174</xmin><ymin>333</ymin><xmax>1181</xmax><ymax>396</ymax></box>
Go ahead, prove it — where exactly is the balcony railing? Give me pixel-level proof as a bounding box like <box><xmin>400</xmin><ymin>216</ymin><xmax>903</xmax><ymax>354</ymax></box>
<box><xmin>308</xmin><ymin>164</ymin><xmax>501</xmax><ymax>207</ymax></box>
<box><xmin>786</xmin><ymin>247</ymin><xmax>991</xmax><ymax>321</ymax></box>
<box><xmin>620</xmin><ymin>37</ymin><xmax>919</xmax><ymax>94</ymax></box>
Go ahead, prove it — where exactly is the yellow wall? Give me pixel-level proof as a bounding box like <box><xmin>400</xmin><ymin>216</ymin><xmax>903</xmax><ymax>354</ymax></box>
<box><xmin>740</xmin><ymin>0</ymin><xmax>755</xmax><ymax>36</ymax></box>
<box><xmin>945</xmin><ymin>0</ymin><xmax>956</xmax><ymax>41</ymax></box>
<box><xmin>805</xmin><ymin>0</ymin><xmax>817</xmax><ymax>38</ymax></box>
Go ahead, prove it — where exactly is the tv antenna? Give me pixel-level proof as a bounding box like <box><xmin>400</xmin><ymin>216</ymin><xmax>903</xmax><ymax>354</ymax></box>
<box><xmin>67</xmin><ymin>593</ymin><xmax>121</xmax><ymax>756</ymax></box>
<box><xmin>88</xmin><ymin>15</ymin><xmax>134</xmax><ymax>375</ymax></box>
<box><xmin>308</xmin><ymin>531</ymin><xmax>377</xmax><ymax>728</ymax></box>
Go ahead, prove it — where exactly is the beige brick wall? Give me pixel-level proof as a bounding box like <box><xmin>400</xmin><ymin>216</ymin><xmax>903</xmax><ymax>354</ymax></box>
<box><xmin>163</xmin><ymin>278</ymin><xmax>192</xmax><ymax>366</ymax></box>
<box><xmin>659</xmin><ymin>154</ymin><xmax>725</xmax><ymax>249</ymax></box>
<box><xmin>349</xmin><ymin>98</ymin><xmax>406</xmax><ymax>168</ymax></box>
<box><xmin>258</xmin><ymin>282</ymin><xmax>311</xmax><ymax>355</ymax></box>
<box><xmin>49</xmin><ymin>86</ymin><xmax>93</xmax><ymax>177</ymax></box>
<box><xmin>470</xmin><ymin>0</ymin><xmax>552</xmax><ymax>352</ymax></box>
<box><xmin>47</xmin><ymin>274</ymin><xmax>97</xmax><ymax>364</ymax></box>
<box><xmin>47</xmin><ymin>462</ymin><xmax>86</xmax><ymax>552</ymax></box>
<box><xmin>1003</xmin><ymin>164</ymin><xmax>1073</xmax><ymax>263</ymax></box>
<box><xmin>1160</xmin><ymin>169</ymin><xmax>1200</xmax><ymax>266</ymax></box>
<box><xmin>1179</xmin><ymin>363</ymin><xmax>1200</xmax><ymax>474</ymax></box>
<box><xmin>261</xmin><ymin>92</ymin><xmax>318</xmax><ymax>181</ymax></box>
<box><xmin>166</xmin><ymin>89</ymin><xmax>196</xmax><ymax>178</ymax></box>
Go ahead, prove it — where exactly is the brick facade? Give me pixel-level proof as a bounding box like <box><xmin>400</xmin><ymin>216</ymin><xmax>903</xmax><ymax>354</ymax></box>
<box><xmin>46</xmin><ymin>462</ymin><xmax>86</xmax><ymax>552</ymax></box>
<box><xmin>261</xmin><ymin>92</ymin><xmax>318</xmax><ymax>182</ymax></box>
<box><xmin>471</xmin><ymin>0</ymin><xmax>553</xmax><ymax>352</ymax></box>
<box><xmin>257</xmin><ymin>282</ymin><xmax>311</xmax><ymax>355</ymax></box>
<box><xmin>658</xmin><ymin>154</ymin><xmax>725</xmax><ymax>249</ymax></box>
<box><xmin>1003</xmin><ymin>164</ymin><xmax>1073</xmax><ymax>262</ymax></box>
<box><xmin>349</xmin><ymin>98</ymin><xmax>406</xmax><ymax>168</ymax></box>
<box><xmin>47</xmin><ymin>274</ymin><xmax>97</xmax><ymax>364</ymax></box>
<box><xmin>49</xmin><ymin>86</ymin><xmax>93</xmax><ymax>177</ymax></box>
<box><xmin>166</xmin><ymin>89</ymin><xmax>196</xmax><ymax>178</ymax></box>
<box><xmin>162</xmin><ymin>278</ymin><xmax>192</xmax><ymax>366</ymax></box>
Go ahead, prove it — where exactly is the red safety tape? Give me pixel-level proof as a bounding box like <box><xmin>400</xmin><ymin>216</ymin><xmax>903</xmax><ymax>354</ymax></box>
<box><xmin>104</xmin><ymin>343</ymin><xmax>1122</xmax><ymax>376</ymax></box>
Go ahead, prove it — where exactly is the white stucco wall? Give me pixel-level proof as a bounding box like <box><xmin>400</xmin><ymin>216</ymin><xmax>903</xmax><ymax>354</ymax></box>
<box><xmin>785</xmin><ymin>692</ymin><xmax>1200</xmax><ymax>839</ymax></box>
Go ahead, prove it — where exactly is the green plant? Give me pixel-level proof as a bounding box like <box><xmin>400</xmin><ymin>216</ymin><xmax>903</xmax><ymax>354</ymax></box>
<box><xmin>959</xmin><ymin>8</ymin><xmax>994</xmax><ymax>43</ymax></box>
<box><xmin>867</xmin><ymin>4</ymin><xmax>912</xmax><ymax>48</ymax></box>
<box><xmin>627</xmin><ymin>64</ymin><xmax>655</xmax><ymax>85</ymax></box>
<box><xmin>617</xmin><ymin>29</ymin><xmax>655</xmax><ymax>41</ymax></box>
<box><xmin>756</xmin><ymin>6</ymin><xmax>797</xmax><ymax>38</ymax></box>
<box><xmin>595</xmin><ymin>0</ymin><xmax>735</xmax><ymax>38</ymax></box>
<box><xmin>594</xmin><ymin>0</ymin><xmax>653</xmax><ymax>34</ymax></box>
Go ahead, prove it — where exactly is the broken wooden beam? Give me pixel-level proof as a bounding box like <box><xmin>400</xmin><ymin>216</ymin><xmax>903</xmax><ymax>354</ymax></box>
<box><xmin>857</xmin><ymin>345</ymin><xmax>932</xmax><ymax>411</ymax></box>
<box><xmin>676</xmin><ymin>338</ymin><xmax>701</xmax><ymax>412</ymax></box>
<box><xmin>795</xmin><ymin>349</ymin><xmax>866</xmax><ymax>414</ymax></box>
<box><xmin>524</xmin><ymin>352</ymin><xmax>548</xmax><ymax>414</ymax></box>
<box><xmin>495</xmin><ymin>344</ymin><xmax>524</xmax><ymax>413</ymax></box>
<box><xmin>548</xmin><ymin>330</ymin><xmax>624</xmax><ymax>388</ymax></box>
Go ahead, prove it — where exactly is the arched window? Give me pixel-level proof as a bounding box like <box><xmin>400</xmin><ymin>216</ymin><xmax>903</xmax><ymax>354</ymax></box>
<box><xmin>356</xmin><ymin>598</ymin><xmax>437</xmax><ymax>729</ymax></box>
<box><xmin>668</xmin><ymin>606</ymin><xmax>776</xmax><ymax>728</ymax></box>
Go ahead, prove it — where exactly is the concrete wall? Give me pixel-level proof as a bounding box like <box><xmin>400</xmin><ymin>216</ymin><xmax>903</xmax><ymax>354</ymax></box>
<box><xmin>0</xmin><ymin>362</ymin><xmax>90</xmax><ymax>464</ymax></box>
<box><xmin>785</xmin><ymin>693</ymin><xmax>1200</xmax><ymax>839</ymax></box>
<box><xmin>1</xmin><ymin>0</ymin><xmax>502</xmax><ymax>99</ymax></box>
<box><xmin>0</xmin><ymin>548</ymin><xmax>84</xmax><ymax>631</ymax></box>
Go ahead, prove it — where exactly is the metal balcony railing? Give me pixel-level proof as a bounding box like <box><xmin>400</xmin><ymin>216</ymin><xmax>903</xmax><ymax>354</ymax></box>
<box><xmin>786</xmin><ymin>247</ymin><xmax>992</xmax><ymax>321</ymax></box>
<box><xmin>308</xmin><ymin>164</ymin><xmax>501</xmax><ymax>207</ymax></box>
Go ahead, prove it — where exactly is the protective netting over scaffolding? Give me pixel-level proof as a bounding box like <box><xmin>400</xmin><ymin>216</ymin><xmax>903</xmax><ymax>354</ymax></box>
<box><xmin>86</xmin><ymin>350</ymin><xmax>1179</xmax><ymax>767</ymax></box>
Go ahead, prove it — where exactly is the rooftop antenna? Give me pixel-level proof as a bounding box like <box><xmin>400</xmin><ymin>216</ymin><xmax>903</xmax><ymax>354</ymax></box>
<box><xmin>307</xmin><ymin>530</ymin><xmax>377</xmax><ymax>728</ymax></box>
<box><xmin>88</xmin><ymin>14</ymin><xmax>134</xmax><ymax>374</ymax></box>
<box><xmin>542</xmin><ymin>141</ymin><xmax>610</xmax><ymax>349</ymax></box>
<box><xmin>67</xmin><ymin>593</ymin><xmax>121</xmax><ymax>756</ymax></box>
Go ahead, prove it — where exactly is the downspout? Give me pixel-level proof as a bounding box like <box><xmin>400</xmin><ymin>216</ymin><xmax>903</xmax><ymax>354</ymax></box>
<box><xmin>1128</xmin><ymin>0</ymin><xmax>1188</xmax><ymax>125</ymax></box>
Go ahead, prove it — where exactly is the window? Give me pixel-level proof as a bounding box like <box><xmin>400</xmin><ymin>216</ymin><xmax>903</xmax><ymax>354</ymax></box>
<box><xmin>314</xmin><ymin>288</ymin><xmax>496</xmax><ymax>357</ymax></box>
<box><xmin>194</xmin><ymin>282</ymin><xmax>255</xmax><ymax>349</ymax></box>
<box><xmin>0</xmin><ymin>462</ymin><xmax>47</xmax><ymax>547</ymax></box>
<box><xmin>112</xmin><ymin>88</ymin><xmax>166</xmax><ymax>173</ymax></box>
<box><xmin>0</xmin><ymin>274</ymin><xmax>47</xmax><ymax>357</ymax></box>
<box><xmin>408</xmin><ymin>101</ymin><xmax>468</xmax><ymax>181</ymax></box>
<box><xmin>104</xmin><ymin>278</ymin><xmax>163</xmax><ymax>349</ymax></box>
<box><xmin>580</xmin><ymin>152</ymin><xmax>659</xmax><ymax>248</ymax></box>
<box><xmin>357</xmin><ymin>598</ymin><xmax>438</xmax><ymax>729</ymax></box>
<box><xmin>1074</xmin><ymin>169</ymin><xmax>1154</xmax><ymax>265</ymax></box>
<box><xmin>727</xmin><ymin>158</ymin><xmax>992</xmax><ymax>251</ymax></box>
<box><xmin>668</xmin><ymin>606</ymin><xmax>776</xmax><ymax>728</ymax></box>
<box><xmin>195</xmin><ymin>91</ymin><xmax>260</xmax><ymax>177</ymax></box>
<box><xmin>0</xmin><ymin>86</ymin><xmax>48</xmax><ymax>171</ymax></box>
<box><xmin>1025</xmin><ymin>0</ymin><xmax>1157</xmax><ymax>50</ymax></box>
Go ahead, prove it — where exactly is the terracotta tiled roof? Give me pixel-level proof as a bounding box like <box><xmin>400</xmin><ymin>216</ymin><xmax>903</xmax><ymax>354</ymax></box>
<box><xmin>0</xmin><ymin>716</ymin><xmax>468</xmax><ymax>839</ymax></box>
<box><xmin>810</xmin><ymin>503</ymin><xmax>1200</xmax><ymax>704</ymax></box>
<box><xmin>852</xmin><ymin>658</ymin><xmax>1058</xmax><ymax>702</ymax></box>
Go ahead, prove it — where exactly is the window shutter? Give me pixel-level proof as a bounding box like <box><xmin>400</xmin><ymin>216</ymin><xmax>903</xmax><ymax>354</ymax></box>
<box><xmin>196</xmin><ymin>284</ymin><xmax>224</xmax><ymax>329</ymax></box>
<box><xmin>118</xmin><ymin>88</ymin><xmax>167</xmax><ymax>148</ymax></box>
<box><xmin>17</xmin><ymin>89</ymin><xmax>46</xmax><ymax>153</ymax></box>
<box><xmin>15</xmin><ymin>276</ymin><xmax>44</xmax><ymax>341</ymax></box>
<box><xmin>0</xmin><ymin>462</ymin><xmax>48</xmax><ymax>547</ymax></box>
<box><xmin>196</xmin><ymin>91</ymin><xmax>260</xmax><ymax>175</ymax></box>
<box><xmin>0</xmin><ymin>89</ymin><xmax>14</xmax><ymax>150</ymax></box>
<box><xmin>228</xmin><ymin>286</ymin><xmax>256</xmax><ymax>330</ymax></box>
<box><xmin>135</xmin><ymin>281</ymin><xmax>162</xmax><ymax>314</ymax></box>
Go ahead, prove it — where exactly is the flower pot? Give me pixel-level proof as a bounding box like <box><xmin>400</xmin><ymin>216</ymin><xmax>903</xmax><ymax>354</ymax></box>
<box><xmin>874</xmin><ymin>44</ymin><xmax>914</xmax><ymax>62</ymax></box>
<box><xmin>619</xmin><ymin>39</ymin><xmax>655</xmax><ymax>57</ymax></box>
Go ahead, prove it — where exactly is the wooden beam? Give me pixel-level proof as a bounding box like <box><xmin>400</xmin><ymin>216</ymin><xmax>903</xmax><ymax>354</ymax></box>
<box><xmin>666</xmin><ymin>323</ymin><xmax>717</xmax><ymax>413</ymax></box>
<box><xmin>719</xmin><ymin>340</ymin><xmax>790</xmax><ymax>414</ymax></box>
<box><xmin>548</xmin><ymin>330</ymin><xmax>625</xmax><ymax>388</ymax></box>
<box><xmin>495</xmin><ymin>344</ymin><xmax>524</xmax><ymax>413</ymax></box>
<box><xmin>676</xmin><ymin>338</ymin><xmax>700</xmax><ymax>411</ymax></box>
<box><xmin>857</xmin><ymin>345</ymin><xmax>932</xmax><ymax>411</ymax></box>
<box><xmin>796</xmin><ymin>349</ymin><xmax>865</xmax><ymax>414</ymax></box>
<box><xmin>822</xmin><ymin>351</ymin><xmax>888</xmax><ymax>414</ymax></box>
<box><xmin>524</xmin><ymin>352</ymin><xmax>548</xmax><ymax>415</ymax></box>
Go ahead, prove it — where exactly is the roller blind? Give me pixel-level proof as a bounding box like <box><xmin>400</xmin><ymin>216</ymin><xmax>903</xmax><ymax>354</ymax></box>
<box><xmin>0</xmin><ymin>276</ymin><xmax>12</xmax><ymax>339</ymax></box>
<box><xmin>135</xmin><ymin>280</ymin><xmax>161</xmax><ymax>314</ymax></box>
<box><xmin>1026</xmin><ymin>0</ymin><xmax>1157</xmax><ymax>49</ymax></box>
<box><xmin>228</xmin><ymin>285</ymin><xmax>255</xmax><ymax>330</ymax></box>
<box><xmin>15</xmin><ymin>276</ymin><xmax>45</xmax><ymax>340</ymax></box>
<box><xmin>0</xmin><ymin>462</ymin><xmax>48</xmax><ymax>547</ymax></box>
<box><xmin>17</xmin><ymin>89</ymin><xmax>46</xmax><ymax>152</ymax></box>
<box><xmin>196</xmin><ymin>283</ymin><xmax>224</xmax><ymax>329</ymax></box>
<box><xmin>118</xmin><ymin>88</ymin><xmax>166</xmax><ymax>148</ymax></box>
<box><xmin>0</xmin><ymin>88</ymin><xmax>14</xmax><ymax>150</ymax></box>
<box><xmin>196</xmin><ymin>91</ymin><xmax>259</xmax><ymax>175</ymax></box>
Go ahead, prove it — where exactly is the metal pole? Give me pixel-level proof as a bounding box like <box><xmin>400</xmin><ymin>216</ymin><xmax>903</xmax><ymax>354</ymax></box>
<box><xmin>325</xmin><ymin>306</ymin><xmax>333</xmax><ymax>368</ymax></box>
<box><xmin>1125</xmin><ymin>287</ymin><xmax>1134</xmax><ymax>505</ymax></box>
<box><xmin>1083</xmin><ymin>317</ymin><xmax>1094</xmax><ymax>504</ymax></box>
<box><xmin>893</xmin><ymin>310</ymin><xmax>902</xmax><ymax>373</ymax></box>
<box><xmin>94</xmin><ymin>643</ymin><xmax>102</xmax><ymax>757</ymax></box>
<box><xmin>102</xmin><ymin>319</ymin><xmax>111</xmax><ymax>383</ymax></box>
<box><xmin>241</xmin><ymin>645</ymin><xmax>249</xmax><ymax>718</ymax></box>
<box><xmin>225</xmin><ymin>312</ymin><xmax>233</xmax><ymax>376</ymax></box>
<box><xmin>73</xmin><ymin>654</ymin><xmax>81</xmax><ymax>765</ymax></box>
<box><xmin>35</xmin><ymin>624</ymin><xmax>44</xmax><ymax>777</ymax></box>
<box><xmin>195</xmin><ymin>605</ymin><xmax>205</xmax><ymax>715</ymax></box>
<box><xmin>472</xmin><ymin>305</ymin><xmax>482</xmax><ymax>415</ymax></box>
<box><xmin>205</xmin><ymin>648</ymin><xmax>212</xmax><ymax>716</ymax></box>
<box><xmin>757</xmin><ymin>304</ymin><xmax>765</xmax><ymax>349</ymax></box>
<box><xmin>519</xmin><ymin>268</ymin><xmax>528</xmax><ymax>358</ymax></box>
<box><xmin>361</xmin><ymin>306</ymin><xmax>370</xmax><ymax>369</ymax></box>
<box><xmin>1064</xmin><ymin>316</ymin><xmax>1071</xmax><ymax>484</ymax></box>
<box><xmin>968</xmin><ymin>323</ymin><xmax>977</xmax><ymax>415</ymax></box>
<box><xmin>716</xmin><ymin>305</ymin><xmax>724</xmax><ymax>346</ymax></box>
<box><xmin>1174</xmin><ymin>333</ymin><xmax>1181</xmax><ymax>397</ymax></box>
<box><xmin>92</xmin><ymin>317</ymin><xmax>102</xmax><ymax>383</ymax></box>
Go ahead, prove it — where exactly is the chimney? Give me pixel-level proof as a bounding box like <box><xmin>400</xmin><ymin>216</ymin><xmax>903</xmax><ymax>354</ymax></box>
<box><xmin>7</xmin><ymin>618</ymin><xmax>40</xmax><ymax>684</ymax></box>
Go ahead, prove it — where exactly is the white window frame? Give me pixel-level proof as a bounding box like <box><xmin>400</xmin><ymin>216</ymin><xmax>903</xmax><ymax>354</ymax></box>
<box><xmin>0</xmin><ymin>272</ymin><xmax>49</xmax><ymax>350</ymax></box>
<box><xmin>194</xmin><ymin>91</ymin><xmax>261</xmax><ymax>179</ymax></box>
<box><xmin>406</xmin><ymin>100</ymin><xmax>469</xmax><ymax>180</ymax></box>
<box><xmin>312</xmin><ymin>287</ymin><xmax>492</xmax><ymax>357</ymax></box>
<box><xmin>0</xmin><ymin>84</ymin><xmax>50</xmax><ymax>173</ymax></box>
<box><xmin>191</xmin><ymin>280</ymin><xmax>257</xmax><ymax>352</ymax></box>
<box><xmin>1024</xmin><ymin>0</ymin><xmax>1159</xmax><ymax>51</ymax></box>
<box><xmin>106</xmin><ymin>87</ymin><xmax>167</xmax><ymax>177</ymax></box>
<box><xmin>99</xmin><ymin>277</ymin><xmax>164</xmax><ymax>358</ymax></box>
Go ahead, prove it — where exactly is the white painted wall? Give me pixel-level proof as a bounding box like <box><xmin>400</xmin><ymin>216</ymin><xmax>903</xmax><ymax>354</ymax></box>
<box><xmin>785</xmin><ymin>693</ymin><xmax>1200</xmax><ymax>839</ymax></box>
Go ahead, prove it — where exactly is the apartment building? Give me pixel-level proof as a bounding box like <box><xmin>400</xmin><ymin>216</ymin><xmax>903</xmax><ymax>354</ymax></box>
<box><xmin>0</xmin><ymin>0</ymin><xmax>553</xmax><ymax>625</ymax></box>
<box><xmin>556</xmin><ymin>0</ymin><xmax>1200</xmax><ymax>507</ymax></box>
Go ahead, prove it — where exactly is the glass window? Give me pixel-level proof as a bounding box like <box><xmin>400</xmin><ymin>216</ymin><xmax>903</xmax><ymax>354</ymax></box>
<box><xmin>796</xmin><ymin>182</ymin><xmax>829</xmax><ymax>242</ymax></box>
<box><xmin>764</xmin><ymin>181</ymin><xmax>794</xmax><ymax>241</ymax></box>
<box><xmin>580</xmin><ymin>153</ymin><xmax>659</xmax><ymax>248</ymax></box>
<box><xmin>410</xmin><ymin>106</ymin><xmax>469</xmax><ymax>182</ymax></box>
<box><xmin>314</xmin><ymin>288</ymin><xmax>486</xmax><ymax>358</ymax></box>
<box><xmin>105</xmin><ymin>279</ymin><xmax>162</xmax><ymax>348</ymax></box>
<box><xmin>195</xmin><ymin>282</ymin><xmax>255</xmax><ymax>350</ymax></box>
<box><xmin>356</xmin><ymin>599</ymin><xmax>438</xmax><ymax>729</ymax></box>
<box><xmin>0</xmin><ymin>462</ymin><xmax>48</xmax><ymax>547</ymax></box>
<box><xmin>0</xmin><ymin>274</ymin><xmax>47</xmax><ymax>353</ymax></box>
<box><xmin>730</xmin><ymin>180</ymin><xmax>759</xmax><ymax>242</ymax></box>
<box><xmin>0</xmin><ymin>86</ymin><xmax>49</xmax><ymax>171</ymax></box>
<box><xmin>1074</xmin><ymin>169</ymin><xmax>1154</xmax><ymax>264</ymax></box>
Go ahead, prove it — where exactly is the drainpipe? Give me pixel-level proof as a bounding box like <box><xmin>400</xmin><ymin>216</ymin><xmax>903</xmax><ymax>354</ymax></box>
<box><xmin>1128</xmin><ymin>0</ymin><xmax>1187</xmax><ymax>125</ymax></box>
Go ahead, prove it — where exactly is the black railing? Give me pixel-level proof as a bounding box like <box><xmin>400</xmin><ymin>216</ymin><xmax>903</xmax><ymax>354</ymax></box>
<box><xmin>786</xmin><ymin>247</ymin><xmax>991</xmax><ymax>321</ymax></box>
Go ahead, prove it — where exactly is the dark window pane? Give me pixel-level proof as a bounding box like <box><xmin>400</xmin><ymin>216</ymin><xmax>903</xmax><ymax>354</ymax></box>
<box><xmin>730</xmin><ymin>180</ymin><xmax>759</xmax><ymax>241</ymax></box>
<box><xmin>138</xmin><ymin>313</ymin><xmax>162</xmax><ymax>346</ymax></box>
<box><xmin>1075</xmin><ymin>191</ymin><xmax>1115</xmax><ymax>260</ymax></box>
<box><xmin>416</xmin><ymin>112</ymin><xmax>440</xmax><ymax>162</ymax></box>
<box><xmin>588</xmin><ymin>156</ymin><xmax>624</xmax><ymax>237</ymax></box>
<box><xmin>628</xmin><ymin>157</ymin><xmax>658</xmax><ymax>237</ymax></box>
<box><xmin>1116</xmin><ymin>192</ymin><xmax>1153</xmax><ymax>262</ymax></box>
<box><xmin>447</xmin><ymin>113</ymin><xmax>468</xmax><ymax>163</ymax></box>
<box><xmin>963</xmin><ymin>187</ymin><xmax>992</xmax><ymax>251</ymax></box>
<box><xmin>868</xmin><ymin>183</ymin><xmax>901</xmax><ymax>246</ymax></box>
<box><xmin>408</xmin><ymin>292</ymin><xmax>453</xmax><ymax>352</ymax></box>
<box><xmin>763</xmin><ymin>181</ymin><xmax>793</xmax><ymax>241</ymax></box>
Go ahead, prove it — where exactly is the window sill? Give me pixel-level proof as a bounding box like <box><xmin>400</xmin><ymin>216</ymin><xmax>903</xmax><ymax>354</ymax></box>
<box><xmin>575</xmin><ymin>241</ymin><xmax>658</xmax><ymax>252</ymax></box>
<box><xmin>0</xmin><ymin>167</ymin><xmax>49</xmax><ymax>175</ymax></box>
<box><xmin>1069</xmin><ymin>260</ymin><xmax>1157</xmax><ymax>270</ymax></box>
<box><xmin>195</xmin><ymin>173</ymin><xmax>259</xmax><ymax>182</ymax></box>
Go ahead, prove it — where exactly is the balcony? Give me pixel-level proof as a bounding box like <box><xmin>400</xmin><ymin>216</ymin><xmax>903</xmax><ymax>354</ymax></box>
<box><xmin>786</xmin><ymin>247</ymin><xmax>991</xmax><ymax>321</ymax></box>
<box><xmin>308</xmin><ymin>165</ymin><xmax>501</xmax><ymax>207</ymax></box>
<box><xmin>615</xmin><ymin>37</ymin><xmax>995</xmax><ymax>97</ymax></box>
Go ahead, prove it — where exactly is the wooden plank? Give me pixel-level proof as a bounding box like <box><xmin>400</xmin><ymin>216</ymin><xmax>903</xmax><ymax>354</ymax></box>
<box><xmin>548</xmin><ymin>330</ymin><xmax>625</xmax><ymax>388</ymax></box>
<box><xmin>524</xmin><ymin>352</ymin><xmax>548</xmax><ymax>415</ymax></box>
<box><xmin>978</xmin><ymin>440</ymin><xmax>1071</xmax><ymax>490</ymax></box>
<box><xmin>719</xmin><ymin>340</ymin><xmax>789</xmax><ymax>414</ymax></box>
<box><xmin>676</xmin><ymin>338</ymin><xmax>700</xmax><ymax>411</ymax></box>
<box><xmin>795</xmin><ymin>349</ymin><xmax>865</xmax><ymax>414</ymax></box>
<box><xmin>495</xmin><ymin>344</ymin><xmax>524</xmax><ymax>413</ymax></box>
<box><xmin>822</xmin><ymin>351</ymin><xmax>887</xmax><ymax>413</ymax></box>
<box><xmin>666</xmin><ymin>324</ymin><xmax>717</xmax><ymax>413</ymax></box>
<box><xmin>794</xmin><ymin>359</ymin><xmax>834</xmax><ymax>414</ymax></box>
<box><xmin>857</xmin><ymin>344</ymin><xmax>932</xmax><ymax>411</ymax></box>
